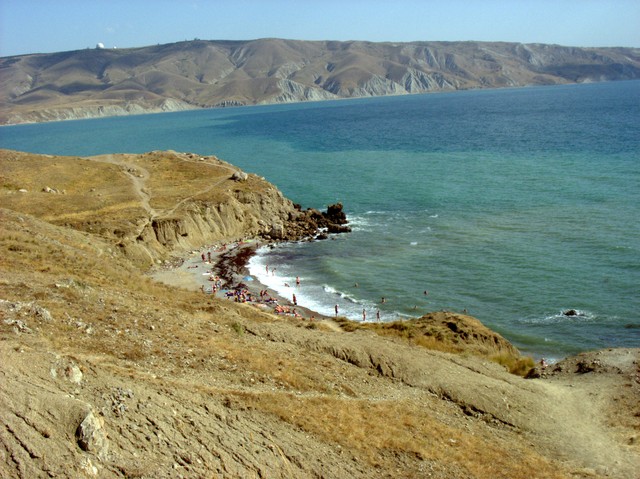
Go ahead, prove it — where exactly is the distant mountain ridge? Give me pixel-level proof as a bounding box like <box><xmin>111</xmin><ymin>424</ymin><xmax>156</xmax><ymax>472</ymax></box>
<box><xmin>1</xmin><ymin>38</ymin><xmax>639</xmax><ymax>124</ymax></box>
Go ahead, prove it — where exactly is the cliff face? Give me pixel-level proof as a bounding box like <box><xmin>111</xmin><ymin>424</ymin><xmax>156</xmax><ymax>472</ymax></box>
<box><xmin>0</xmin><ymin>149</ymin><xmax>314</xmax><ymax>267</ymax></box>
<box><xmin>0</xmin><ymin>149</ymin><xmax>349</xmax><ymax>268</ymax></box>
<box><xmin>2</xmin><ymin>39</ymin><xmax>639</xmax><ymax>124</ymax></box>
<box><xmin>122</xmin><ymin>181</ymin><xmax>299</xmax><ymax>266</ymax></box>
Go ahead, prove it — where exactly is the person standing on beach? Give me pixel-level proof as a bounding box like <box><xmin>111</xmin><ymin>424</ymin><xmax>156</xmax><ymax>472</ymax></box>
<box><xmin>362</xmin><ymin>309</ymin><xmax>366</xmax><ymax>321</ymax></box>
<box><xmin>292</xmin><ymin>294</ymin><xmax>297</xmax><ymax>306</ymax></box>
<box><xmin>201</xmin><ymin>253</ymin><xmax>205</xmax><ymax>262</ymax></box>
<box><xmin>335</xmin><ymin>304</ymin><xmax>339</xmax><ymax>317</ymax></box>
<box><xmin>296</xmin><ymin>276</ymin><xmax>300</xmax><ymax>287</ymax></box>
<box><xmin>376</xmin><ymin>309</ymin><xmax>380</xmax><ymax>322</ymax></box>
<box><xmin>207</xmin><ymin>251</ymin><xmax>211</xmax><ymax>262</ymax></box>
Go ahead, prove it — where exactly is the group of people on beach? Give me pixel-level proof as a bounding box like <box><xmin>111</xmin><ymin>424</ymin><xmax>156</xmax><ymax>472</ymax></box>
<box><xmin>274</xmin><ymin>304</ymin><xmax>302</xmax><ymax>318</ymax></box>
<box><xmin>223</xmin><ymin>288</ymin><xmax>254</xmax><ymax>303</ymax></box>
<box><xmin>259</xmin><ymin>289</ymin><xmax>278</xmax><ymax>304</ymax></box>
<box><xmin>229</xmin><ymin>287</ymin><xmax>305</xmax><ymax>319</ymax></box>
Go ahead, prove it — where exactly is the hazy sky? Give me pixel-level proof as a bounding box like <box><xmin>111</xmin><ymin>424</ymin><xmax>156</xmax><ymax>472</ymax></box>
<box><xmin>1</xmin><ymin>0</ymin><xmax>639</xmax><ymax>57</ymax></box>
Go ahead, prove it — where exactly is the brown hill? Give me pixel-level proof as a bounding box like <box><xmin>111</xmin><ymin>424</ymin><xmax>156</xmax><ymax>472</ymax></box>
<box><xmin>1</xmin><ymin>149</ymin><xmax>639</xmax><ymax>478</ymax></box>
<box><xmin>1</xmin><ymin>39</ymin><xmax>639</xmax><ymax>124</ymax></box>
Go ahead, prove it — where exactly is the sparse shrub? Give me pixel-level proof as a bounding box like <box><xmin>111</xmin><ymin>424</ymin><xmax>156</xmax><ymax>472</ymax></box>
<box><xmin>122</xmin><ymin>346</ymin><xmax>146</xmax><ymax>361</ymax></box>
<box><xmin>231</xmin><ymin>321</ymin><xmax>245</xmax><ymax>335</ymax></box>
<box><xmin>490</xmin><ymin>352</ymin><xmax>536</xmax><ymax>377</ymax></box>
<box><xmin>335</xmin><ymin>317</ymin><xmax>359</xmax><ymax>332</ymax></box>
<box><xmin>388</xmin><ymin>321</ymin><xmax>410</xmax><ymax>332</ymax></box>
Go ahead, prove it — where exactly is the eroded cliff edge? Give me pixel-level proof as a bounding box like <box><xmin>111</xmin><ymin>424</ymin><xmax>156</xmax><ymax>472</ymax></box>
<box><xmin>0</xmin><ymin>149</ymin><xmax>349</xmax><ymax>269</ymax></box>
<box><xmin>1</xmin><ymin>149</ymin><xmax>638</xmax><ymax>479</ymax></box>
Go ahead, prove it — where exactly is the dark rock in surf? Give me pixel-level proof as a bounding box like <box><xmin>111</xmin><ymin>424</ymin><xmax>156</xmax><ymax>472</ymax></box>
<box><xmin>325</xmin><ymin>203</ymin><xmax>348</xmax><ymax>225</ymax></box>
<box><xmin>262</xmin><ymin>202</ymin><xmax>351</xmax><ymax>241</ymax></box>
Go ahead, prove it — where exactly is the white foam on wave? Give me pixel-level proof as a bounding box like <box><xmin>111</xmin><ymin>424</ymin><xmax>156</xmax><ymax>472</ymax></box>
<box><xmin>247</xmin><ymin>247</ymin><xmax>285</xmax><ymax>290</ymax></box>
<box><xmin>248</xmin><ymin>246</ymin><xmax>338</xmax><ymax>314</ymax></box>
<box><xmin>363</xmin><ymin>210</ymin><xmax>389</xmax><ymax>215</ymax></box>
<box><xmin>519</xmin><ymin>308</ymin><xmax>597</xmax><ymax>325</ymax></box>
<box><xmin>346</xmin><ymin>214</ymin><xmax>373</xmax><ymax>231</ymax></box>
<box><xmin>247</xmin><ymin>244</ymin><xmax>418</xmax><ymax>322</ymax></box>
<box><xmin>322</xmin><ymin>284</ymin><xmax>359</xmax><ymax>303</ymax></box>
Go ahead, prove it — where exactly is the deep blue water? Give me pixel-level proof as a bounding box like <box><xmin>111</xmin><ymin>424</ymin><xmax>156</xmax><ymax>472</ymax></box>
<box><xmin>2</xmin><ymin>81</ymin><xmax>639</xmax><ymax>359</ymax></box>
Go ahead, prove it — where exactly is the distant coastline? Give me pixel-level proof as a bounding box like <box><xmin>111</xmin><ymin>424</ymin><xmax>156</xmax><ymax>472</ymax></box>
<box><xmin>2</xmin><ymin>38</ymin><xmax>639</xmax><ymax>125</ymax></box>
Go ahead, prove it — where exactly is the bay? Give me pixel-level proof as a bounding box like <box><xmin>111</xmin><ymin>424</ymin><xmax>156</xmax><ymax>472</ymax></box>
<box><xmin>2</xmin><ymin>81</ymin><xmax>639</xmax><ymax>359</ymax></box>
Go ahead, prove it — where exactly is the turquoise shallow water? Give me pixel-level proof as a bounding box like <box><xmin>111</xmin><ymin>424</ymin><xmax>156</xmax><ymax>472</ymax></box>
<box><xmin>2</xmin><ymin>81</ymin><xmax>639</xmax><ymax>358</ymax></box>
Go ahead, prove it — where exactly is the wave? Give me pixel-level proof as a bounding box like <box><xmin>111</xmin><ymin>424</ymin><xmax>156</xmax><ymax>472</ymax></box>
<box><xmin>322</xmin><ymin>284</ymin><xmax>359</xmax><ymax>303</ymax></box>
<box><xmin>345</xmin><ymin>214</ymin><xmax>374</xmax><ymax>231</ymax></box>
<box><xmin>249</xmin><ymin>249</ymin><xmax>412</xmax><ymax>321</ymax></box>
<box><xmin>519</xmin><ymin>308</ymin><xmax>598</xmax><ymax>325</ymax></box>
<box><xmin>349</xmin><ymin>210</ymin><xmax>440</xmax><ymax>234</ymax></box>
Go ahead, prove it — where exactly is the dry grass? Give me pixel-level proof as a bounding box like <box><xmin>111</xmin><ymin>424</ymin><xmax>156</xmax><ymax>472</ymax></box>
<box><xmin>490</xmin><ymin>352</ymin><xmax>536</xmax><ymax>376</ymax></box>
<box><xmin>219</xmin><ymin>337</ymin><xmax>338</xmax><ymax>394</ymax></box>
<box><xmin>234</xmin><ymin>392</ymin><xmax>569</xmax><ymax>479</ymax></box>
<box><xmin>335</xmin><ymin>316</ymin><xmax>536</xmax><ymax>376</ymax></box>
<box><xmin>1</xmin><ymin>151</ymin><xmax>135</xmax><ymax>220</ymax></box>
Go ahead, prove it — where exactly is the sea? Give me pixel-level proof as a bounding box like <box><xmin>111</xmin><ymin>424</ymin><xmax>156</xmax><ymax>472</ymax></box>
<box><xmin>2</xmin><ymin>81</ymin><xmax>639</xmax><ymax>360</ymax></box>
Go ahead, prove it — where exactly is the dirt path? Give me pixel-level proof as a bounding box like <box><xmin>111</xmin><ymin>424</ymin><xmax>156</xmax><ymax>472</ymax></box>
<box><xmin>86</xmin><ymin>154</ymin><xmax>157</xmax><ymax>217</ymax></box>
<box><xmin>532</xmin><ymin>350</ymin><xmax>640</xmax><ymax>476</ymax></box>
<box><xmin>88</xmin><ymin>152</ymin><xmax>242</xmax><ymax>221</ymax></box>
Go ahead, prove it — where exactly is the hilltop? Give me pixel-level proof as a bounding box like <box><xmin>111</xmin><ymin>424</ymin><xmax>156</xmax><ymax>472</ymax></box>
<box><xmin>1</xmin><ymin>39</ymin><xmax>640</xmax><ymax>124</ymax></box>
<box><xmin>1</xmin><ymin>149</ymin><xmax>639</xmax><ymax>478</ymax></box>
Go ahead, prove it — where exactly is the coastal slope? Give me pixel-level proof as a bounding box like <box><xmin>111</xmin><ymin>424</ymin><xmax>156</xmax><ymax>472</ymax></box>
<box><xmin>1</xmin><ymin>39</ymin><xmax>640</xmax><ymax>124</ymax></box>
<box><xmin>1</xmin><ymin>149</ymin><xmax>639</xmax><ymax>478</ymax></box>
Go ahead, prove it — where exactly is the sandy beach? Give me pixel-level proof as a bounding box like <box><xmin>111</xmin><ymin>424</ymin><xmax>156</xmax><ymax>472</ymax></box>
<box><xmin>151</xmin><ymin>240</ymin><xmax>330</xmax><ymax>321</ymax></box>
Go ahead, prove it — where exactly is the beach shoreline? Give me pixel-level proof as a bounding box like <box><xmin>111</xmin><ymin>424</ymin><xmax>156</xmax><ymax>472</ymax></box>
<box><xmin>150</xmin><ymin>239</ymin><xmax>331</xmax><ymax>321</ymax></box>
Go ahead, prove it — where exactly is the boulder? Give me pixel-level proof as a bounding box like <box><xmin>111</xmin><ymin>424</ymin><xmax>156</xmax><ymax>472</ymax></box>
<box><xmin>327</xmin><ymin>224</ymin><xmax>351</xmax><ymax>234</ymax></box>
<box><xmin>269</xmin><ymin>223</ymin><xmax>286</xmax><ymax>240</ymax></box>
<box><xmin>76</xmin><ymin>410</ymin><xmax>109</xmax><ymax>458</ymax></box>
<box><xmin>325</xmin><ymin>202</ymin><xmax>348</xmax><ymax>224</ymax></box>
<box><xmin>230</xmin><ymin>171</ymin><xmax>248</xmax><ymax>182</ymax></box>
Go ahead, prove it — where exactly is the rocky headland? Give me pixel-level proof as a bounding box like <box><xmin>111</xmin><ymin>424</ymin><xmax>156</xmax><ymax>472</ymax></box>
<box><xmin>1</xmin><ymin>149</ymin><xmax>638</xmax><ymax>478</ymax></box>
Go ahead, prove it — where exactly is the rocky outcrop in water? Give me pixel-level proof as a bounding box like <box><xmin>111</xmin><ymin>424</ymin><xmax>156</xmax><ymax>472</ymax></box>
<box><xmin>263</xmin><ymin>202</ymin><xmax>351</xmax><ymax>241</ymax></box>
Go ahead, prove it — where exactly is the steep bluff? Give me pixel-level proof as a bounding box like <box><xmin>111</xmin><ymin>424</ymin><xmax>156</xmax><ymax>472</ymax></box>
<box><xmin>119</xmin><ymin>179</ymin><xmax>296</xmax><ymax>266</ymax></box>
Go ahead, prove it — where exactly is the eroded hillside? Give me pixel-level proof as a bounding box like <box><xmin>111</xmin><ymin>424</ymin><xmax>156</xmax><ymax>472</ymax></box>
<box><xmin>1</xmin><ymin>39</ymin><xmax>639</xmax><ymax>124</ymax></box>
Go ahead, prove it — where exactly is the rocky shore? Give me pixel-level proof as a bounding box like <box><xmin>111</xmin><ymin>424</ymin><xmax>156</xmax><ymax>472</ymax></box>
<box><xmin>1</xmin><ymin>149</ymin><xmax>639</xmax><ymax>479</ymax></box>
<box><xmin>262</xmin><ymin>201</ymin><xmax>351</xmax><ymax>242</ymax></box>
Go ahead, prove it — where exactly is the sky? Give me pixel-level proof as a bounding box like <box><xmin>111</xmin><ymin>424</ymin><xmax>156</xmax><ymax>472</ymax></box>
<box><xmin>1</xmin><ymin>0</ymin><xmax>639</xmax><ymax>57</ymax></box>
